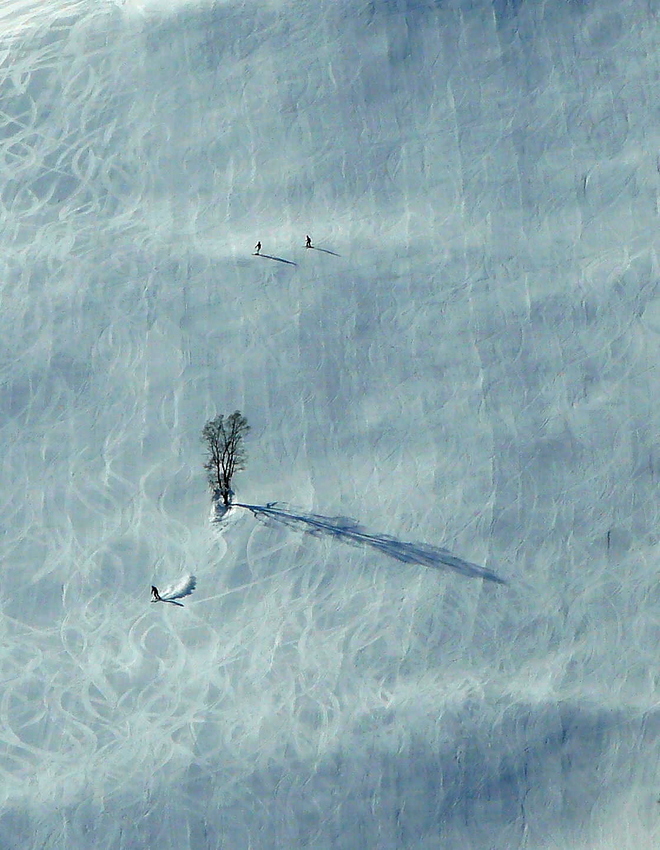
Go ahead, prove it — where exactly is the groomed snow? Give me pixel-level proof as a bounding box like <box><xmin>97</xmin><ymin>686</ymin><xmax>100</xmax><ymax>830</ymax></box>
<box><xmin>0</xmin><ymin>0</ymin><xmax>659</xmax><ymax>847</ymax></box>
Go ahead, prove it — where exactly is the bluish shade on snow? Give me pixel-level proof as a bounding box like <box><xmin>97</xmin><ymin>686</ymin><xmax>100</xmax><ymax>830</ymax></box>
<box><xmin>0</xmin><ymin>0</ymin><xmax>659</xmax><ymax>847</ymax></box>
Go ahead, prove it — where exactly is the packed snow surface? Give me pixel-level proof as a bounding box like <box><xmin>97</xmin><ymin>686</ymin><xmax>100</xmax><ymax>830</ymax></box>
<box><xmin>1</xmin><ymin>0</ymin><xmax>659</xmax><ymax>847</ymax></box>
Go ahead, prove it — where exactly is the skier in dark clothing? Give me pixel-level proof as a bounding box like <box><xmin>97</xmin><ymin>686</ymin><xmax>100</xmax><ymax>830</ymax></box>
<box><xmin>305</xmin><ymin>235</ymin><xmax>312</xmax><ymax>248</ymax></box>
<box><xmin>254</xmin><ymin>241</ymin><xmax>261</xmax><ymax>255</ymax></box>
<box><xmin>151</xmin><ymin>585</ymin><xmax>185</xmax><ymax>606</ymax></box>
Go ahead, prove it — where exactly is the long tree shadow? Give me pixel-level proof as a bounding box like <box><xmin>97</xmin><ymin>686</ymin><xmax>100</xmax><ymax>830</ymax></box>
<box><xmin>254</xmin><ymin>253</ymin><xmax>297</xmax><ymax>266</ymax></box>
<box><xmin>235</xmin><ymin>502</ymin><xmax>505</xmax><ymax>583</ymax></box>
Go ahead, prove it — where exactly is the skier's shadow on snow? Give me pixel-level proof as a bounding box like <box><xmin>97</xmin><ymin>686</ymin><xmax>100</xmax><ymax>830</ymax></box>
<box><xmin>254</xmin><ymin>253</ymin><xmax>297</xmax><ymax>266</ymax></box>
<box><xmin>235</xmin><ymin>502</ymin><xmax>505</xmax><ymax>584</ymax></box>
<box><xmin>308</xmin><ymin>246</ymin><xmax>341</xmax><ymax>257</ymax></box>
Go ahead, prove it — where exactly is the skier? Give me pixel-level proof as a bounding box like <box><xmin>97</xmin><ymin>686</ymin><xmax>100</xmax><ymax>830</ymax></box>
<box><xmin>305</xmin><ymin>235</ymin><xmax>312</xmax><ymax>249</ymax></box>
<box><xmin>254</xmin><ymin>241</ymin><xmax>261</xmax><ymax>255</ymax></box>
<box><xmin>151</xmin><ymin>584</ymin><xmax>186</xmax><ymax>606</ymax></box>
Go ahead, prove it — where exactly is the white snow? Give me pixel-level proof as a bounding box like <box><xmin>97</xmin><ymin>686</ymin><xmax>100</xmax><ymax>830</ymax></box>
<box><xmin>0</xmin><ymin>0</ymin><xmax>659</xmax><ymax>847</ymax></box>
<box><xmin>158</xmin><ymin>573</ymin><xmax>197</xmax><ymax>602</ymax></box>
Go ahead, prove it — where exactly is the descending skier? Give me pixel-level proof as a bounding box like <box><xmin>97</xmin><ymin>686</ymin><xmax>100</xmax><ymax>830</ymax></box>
<box><xmin>254</xmin><ymin>241</ymin><xmax>261</xmax><ymax>255</ymax></box>
<box><xmin>305</xmin><ymin>235</ymin><xmax>312</xmax><ymax>248</ymax></box>
<box><xmin>150</xmin><ymin>575</ymin><xmax>196</xmax><ymax>606</ymax></box>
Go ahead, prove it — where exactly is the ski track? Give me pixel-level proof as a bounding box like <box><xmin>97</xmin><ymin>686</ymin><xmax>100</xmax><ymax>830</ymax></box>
<box><xmin>0</xmin><ymin>0</ymin><xmax>659</xmax><ymax>848</ymax></box>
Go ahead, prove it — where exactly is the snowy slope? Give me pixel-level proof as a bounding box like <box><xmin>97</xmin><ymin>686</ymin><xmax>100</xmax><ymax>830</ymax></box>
<box><xmin>0</xmin><ymin>0</ymin><xmax>659</xmax><ymax>847</ymax></box>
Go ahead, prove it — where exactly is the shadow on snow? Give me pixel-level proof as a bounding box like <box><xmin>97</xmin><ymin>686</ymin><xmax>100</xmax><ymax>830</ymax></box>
<box><xmin>308</xmin><ymin>246</ymin><xmax>341</xmax><ymax>256</ymax></box>
<box><xmin>254</xmin><ymin>253</ymin><xmax>297</xmax><ymax>266</ymax></box>
<box><xmin>235</xmin><ymin>502</ymin><xmax>505</xmax><ymax>584</ymax></box>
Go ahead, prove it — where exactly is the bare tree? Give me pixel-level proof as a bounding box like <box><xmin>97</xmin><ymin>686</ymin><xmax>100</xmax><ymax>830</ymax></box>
<box><xmin>202</xmin><ymin>411</ymin><xmax>250</xmax><ymax>506</ymax></box>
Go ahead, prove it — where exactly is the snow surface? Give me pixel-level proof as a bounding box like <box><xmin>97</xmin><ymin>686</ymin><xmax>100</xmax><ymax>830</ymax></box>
<box><xmin>1</xmin><ymin>0</ymin><xmax>660</xmax><ymax>846</ymax></box>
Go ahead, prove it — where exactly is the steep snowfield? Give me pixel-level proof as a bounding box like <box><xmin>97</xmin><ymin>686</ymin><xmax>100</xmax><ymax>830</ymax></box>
<box><xmin>0</xmin><ymin>0</ymin><xmax>659</xmax><ymax>846</ymax></box>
